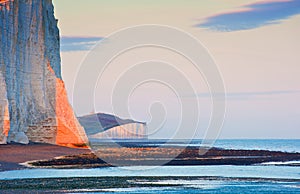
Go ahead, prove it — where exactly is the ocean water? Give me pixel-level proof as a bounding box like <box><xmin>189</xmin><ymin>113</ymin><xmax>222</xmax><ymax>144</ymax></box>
<box><xmin>0</xmin><ymin>139</ymin><xmax>299</xmax><ymax>193</ymax></box>
<box><xmin>1</xmin><ymin>165</ymin><xmax>300</xmax><ymax>193</ymax></box>
<box><xmin>213</xmin><ymin>139</ymin><xmax>300</xmax><ymax>153</ymax></box>
<box><xmin>90</xmin><ymin>139</ymin><xmax>300</xmax><ymax>153</ymax></box>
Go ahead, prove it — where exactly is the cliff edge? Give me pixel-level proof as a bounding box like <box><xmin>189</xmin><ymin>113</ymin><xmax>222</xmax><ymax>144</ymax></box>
<box><xmin>0</xmin><ymin>0</ymin><xmax>88</xmax><ymax>147</ymax></box>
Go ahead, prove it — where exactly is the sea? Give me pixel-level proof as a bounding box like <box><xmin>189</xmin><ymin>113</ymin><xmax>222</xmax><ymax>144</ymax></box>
<box><xmin>0</xmin><ymin>139</ymin><xmax>299</xmax><ymax>193</ymax></box>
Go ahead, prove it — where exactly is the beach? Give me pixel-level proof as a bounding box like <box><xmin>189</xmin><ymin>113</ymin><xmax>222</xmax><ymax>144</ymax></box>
<box><xmin>0</xmin><ymin>140</ymin><xmax>300</xmax><ymax>193</ymax></box>
<box><xmin>0</xmin><ymin>143</ymin><xmax>90</xmax><ymax>171</ymax></box>
<box><xmin>1</xmin><ymin>140</ymin><xmax>300</xmax><ymax>170</ymax></box>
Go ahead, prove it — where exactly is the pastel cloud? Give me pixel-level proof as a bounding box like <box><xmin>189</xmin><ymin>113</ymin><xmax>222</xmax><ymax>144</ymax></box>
<box><xmin>198</xmin><ymin>0</ymin><xmax>300</xmax><ymax>32</ymax></box>
<box><xmin>184</xmin><ymin>90</ymin><xmax>300</xmax><ymax>101</ymax></box>
<box><xmin>60</xmin><ymin>36</ymin><xmax>102</xmax><ymax>52</ymax></box>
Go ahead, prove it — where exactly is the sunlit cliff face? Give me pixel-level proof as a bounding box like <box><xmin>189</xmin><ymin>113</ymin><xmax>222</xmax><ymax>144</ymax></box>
<box><xmin>0</xmin><ymin>71</ymin><xmax>9</xmax><ymax>144</ymax></box>
<box><xmin>0</xmin><ymin>0</ymin><xmax>13</xmax><ymax>10</ymax></box>
<box><xmin>0</xmin><ymin>0</ymin><xmax>88</xmax><ymax>147</ymax></box>
<box><xmin>3</xmin><ymin>105</ymin><xmax>9</xmax><ymax>136</ymax></box>
<box><xmin>43</xmin><ymin>63</ymin><xmax>88</xmax><ymax>147</ymax></box>
<box><xmin>54</xmin><ymin>75</ymin><xmax>88</xmax><ymax>147</ymax></box>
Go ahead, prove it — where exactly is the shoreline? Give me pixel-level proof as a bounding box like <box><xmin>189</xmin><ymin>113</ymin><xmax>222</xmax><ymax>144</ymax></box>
<box><xmin>1</xmin><ymin>143</ymin><xmax>300</xmax><ymax>193</ymax></box>
<box><xmin>1</xmin><ymin>143</ymin><xmax>300</xmax><ymax>171</ymax></box>
<box><xmin>18</xmin><ymin>147</ymin><xmax>300</xmax><ymax>169</ymax></box>
<box><xmin>0</xmin><ymin>143</ymin><xmax>300</xmax><ymax>171</ymax></box>
<box><xmin>0</xmin><ymin>143</ymin><xmax>90</xmax><ymax>171</ymax></box>
<box><xmin>0</xmin><ymin>176</ymin><xmax>299</xmax><ymax>193</ymax></box>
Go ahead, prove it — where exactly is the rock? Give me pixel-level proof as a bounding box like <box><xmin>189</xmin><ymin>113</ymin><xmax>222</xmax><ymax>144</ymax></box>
<box><xmin>78</xmin><ymin>113</ymin><xmax>148</xmax><ymax>139</ymax></box>
<box><xmin>0</xmin><ymin>0</ymin><xmax>88</xmax><ymax>147</ymax></box>
<box><xmin>7</xmin><ymin>131</ymin><xmax>29</xmax><ymax>144</ymax></box>
<box><xmin>0</xmin><ymin>135</ymin><xmax>6</xmax><ymax>144</ymax></box>
<box><xmin>0</xmin><ymin>72</ymin><xmax>9</xmax><ymax>144</ymax></box>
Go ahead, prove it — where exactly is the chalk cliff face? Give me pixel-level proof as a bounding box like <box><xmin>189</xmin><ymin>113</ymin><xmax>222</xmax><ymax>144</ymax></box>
<box><xmin>0</xmin><ymin>0</ymin><xmax>88</xmax><ymax>146</ymax></box>
<box><xmin>0</xmin><ymin>72</ymin><xmax>9</xmax><ymax>144</ymax></box>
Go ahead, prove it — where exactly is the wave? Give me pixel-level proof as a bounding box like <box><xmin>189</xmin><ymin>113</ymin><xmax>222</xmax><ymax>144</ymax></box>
<box><xmin>261</xmin><ymin>161</ymin><xmax>300</xmax><ymax>166</ymax></box>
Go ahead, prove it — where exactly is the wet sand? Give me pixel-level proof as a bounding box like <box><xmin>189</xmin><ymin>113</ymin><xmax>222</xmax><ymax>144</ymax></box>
<box><xmin>0</xmin><ymin>143</ymin><xmax>90</xmax><ymax>171</ymax></box>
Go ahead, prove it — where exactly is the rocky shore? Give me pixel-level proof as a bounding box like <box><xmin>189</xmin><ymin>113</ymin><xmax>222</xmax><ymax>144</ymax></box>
<box><xmin>24</xmin><ymin>145</ymin><xmax>300</xmax><ymax>168</ymax></box>
<box><xmin>1</xmin><ymin>143</ymin><xmax>300</xmax><ymax>171</ymax></box>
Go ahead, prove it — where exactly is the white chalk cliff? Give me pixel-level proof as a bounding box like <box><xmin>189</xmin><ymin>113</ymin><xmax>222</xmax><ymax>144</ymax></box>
<box><xmin>0</xmin><ymin>0</ymin><xmax>88</xmax><ymax>147</ymax></box>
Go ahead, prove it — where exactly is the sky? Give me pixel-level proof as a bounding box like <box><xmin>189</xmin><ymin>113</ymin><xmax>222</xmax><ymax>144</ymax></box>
<box><xmin>52</xmin><ymin>0</ymin><xmax>300</xmax><ymax>139</ymax></box>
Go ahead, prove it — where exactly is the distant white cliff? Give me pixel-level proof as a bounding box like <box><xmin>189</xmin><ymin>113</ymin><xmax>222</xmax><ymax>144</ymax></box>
<box><xmin>0</xmin><ymin>0</ymin><xmax>87</xmax><ymax>146</ymax></box>
<box><xmin>78</xmin><ymin>113</ymin><xmax>148</xmax><ymax>139</ymax></box>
